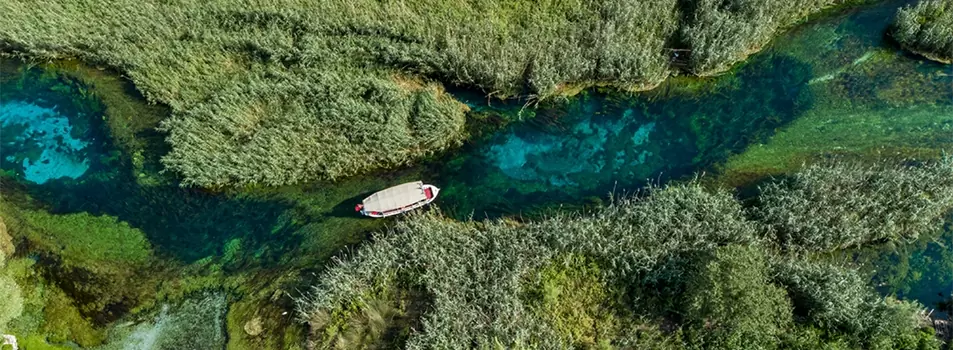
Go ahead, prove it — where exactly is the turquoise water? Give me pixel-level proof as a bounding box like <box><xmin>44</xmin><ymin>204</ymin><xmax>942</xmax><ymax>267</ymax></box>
<box><xmin>435</xmin><ymin>53</ymin><xmax>814</xmax><ymax>217</ymax></box>
<box><xmin>0</xmin><ymin>0</ymin><xmax>951</xmax><ymax>341</ymax></box>
<box><xmin>0</xmin><ymin>101</ymin><xmax>90</xmax><ymax>183</ymax></box>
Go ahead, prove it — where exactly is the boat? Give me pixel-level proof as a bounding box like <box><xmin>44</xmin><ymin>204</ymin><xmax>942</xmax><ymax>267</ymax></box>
<box><xmin>355</xmin><ymin>181</ymin><xmax>440</xmax><ymax>218</ymax></box>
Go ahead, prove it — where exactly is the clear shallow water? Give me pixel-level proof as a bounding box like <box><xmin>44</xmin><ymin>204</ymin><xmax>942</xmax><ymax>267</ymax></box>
<box><xmin>435</xmin><ymin>53</ymin><xmax>815</xmax><ymax>217</ymax></box>
<box><xmin>0</xmin><ymin>100</ymin><xmax>90</xmax><ymax>183</ymax></box>
<box><xmin>0</xmin><ymin>0</ymin><xmax>950</xmax><ymax>327</ymax></box>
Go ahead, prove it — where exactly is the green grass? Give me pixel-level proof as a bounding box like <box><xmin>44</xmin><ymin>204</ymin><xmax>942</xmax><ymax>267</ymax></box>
<box><xmin>892</xmin><ymin>0</ymin><xmax>953</xmax><ymax>63</ymax></box>
<box><xmin>0</xmin><ymin>0</ymin><xmax>851</xmax><ymax>187</ymax></box>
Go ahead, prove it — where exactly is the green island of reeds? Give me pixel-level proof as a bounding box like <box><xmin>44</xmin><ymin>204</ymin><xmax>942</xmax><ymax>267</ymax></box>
<box><xmin>0</xmin><ymin>0</ymin><xmax>852</xmax><ymax>187</ymax></box>
<box><xmin>891</xmin><ymin>0</ymin><xmax>953</xmax><ymax>64</ymax></box>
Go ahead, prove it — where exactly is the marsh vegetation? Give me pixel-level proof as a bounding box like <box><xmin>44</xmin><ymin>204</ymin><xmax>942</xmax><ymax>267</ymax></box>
<box><xmin>892</xmin><ymin>0</ymin><xmax>953</xmax><ymax>63</ymax></box>
<box><xmin>1</xmin><ymin>0</ymin><xmax>850</xmax><ymax>187</ymax></box>
<box><xmin>298</xmin><ymin>159</ymin><xmax>952</xmax><ymax>349</ymax></box>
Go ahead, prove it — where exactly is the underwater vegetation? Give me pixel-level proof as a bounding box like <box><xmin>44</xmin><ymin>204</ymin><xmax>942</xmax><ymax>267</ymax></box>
<box><xmin>0</xmin><ymin>0</ymin><xmax>950</xmax><ymax>348</ymax></box>
<box><xmin>437</xmin><ymin>53</ymin><xmax>814</xmax><ymax>217</ymax></box>
<box><xmin>0</xmin><ymin>193</ymin><xmax>161</xmax><ymax>322</ymax></box>
<box><xmin>0</xmin><ymin>0</ymin><xmax>853</xmax><ymax>187</ymax></box>
<box><xmin>298</xmin><ymin>159</ymin><xmax>949</xmax><ymax>349</ymax></box>
<box><xmin>0</xmin><ymin>101</ymin><xmax>90</xmax><ymax>184</ymax></box>
<box><xmin>97</xmin><ymin>293</ymin><xmax>227</xmax><ymax>350</ymax></box>
<box><xmin>891</xmin><ymin>0</ymin><xmax>953</xmax><ymax>64</ymax></box>
<box><xmin>0</xmin><ymin>61</ymin><xmax>117</xmax><ymax>187</ymax></box>
<box><xmin>716</xmin><ymin>0</ymin><xmax>953</xmax><ymax>186</ymax></box>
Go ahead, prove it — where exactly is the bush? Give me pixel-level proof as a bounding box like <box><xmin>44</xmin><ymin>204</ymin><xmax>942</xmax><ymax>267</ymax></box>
<box><xmin>757</xmin><ymin>159</ymin><xmax>953</xmax><ymax>251</ymax></box>
<box><xmin>682</xmin><ymin>244</ymin><xmax>793</xmax><ymax>349</ymax></box>
<box><xmin>891</xmin><ymin>0</ymin><xmax>953</xmax><ymax>63</ymax></box>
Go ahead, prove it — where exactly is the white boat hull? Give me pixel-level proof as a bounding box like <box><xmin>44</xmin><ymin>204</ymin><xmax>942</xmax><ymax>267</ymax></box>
<box><xmin>358</xmin><ymin>183</ymin><xmax>439</xmax><ymax>218</ymax></box>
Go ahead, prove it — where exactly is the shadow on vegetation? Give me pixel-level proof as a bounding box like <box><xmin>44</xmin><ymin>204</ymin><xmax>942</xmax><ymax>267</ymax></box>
<box><xmin>327</xmin><ymin>190</ymin><xmax>378</xmax><ymax>219</ymax></box>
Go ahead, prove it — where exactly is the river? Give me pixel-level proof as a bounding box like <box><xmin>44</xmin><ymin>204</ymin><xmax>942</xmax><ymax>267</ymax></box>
<box><xmin>0</xmin><ymin>0</ymin><xmax>951</xmax><ymax>343</ymax></box>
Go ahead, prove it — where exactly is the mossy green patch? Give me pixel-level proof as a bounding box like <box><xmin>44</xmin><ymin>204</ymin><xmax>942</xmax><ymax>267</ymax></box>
<box><xmin>0</xmin><ymin>275</ymin><xmax>23</xmax><ymax>332</ymax></box>
<box><xmin>717</xmin><ymin>104</ymin><xmax>953</xmax><ymax>187</ymax></box>
<box><xmin>19</xmin><ymin>335</ymin><xmax>72</xmax><ymax>350</ymax></box>
<box><xmin>525</xmin><ymin>255</ymin><xmax>620</xmax><ymax>348</ymax></box>
<box><xmin>2</xmin><ymin>256</ymin><xmax>106</xmax><ymax>348</ymax></box>
<box><xmin>224</xmin><ymin>272</ymin><xmax>308</xmax><ymax>350</ymax></box>
<box><xmin>16</xmin><ymin>210</ymin><xmax>151</xmax><ymax>271</ymax></box>
<box><xmin>0</xmin><ymin>200</ymin><xmax>163</xmax><ymax>322</ymax></box>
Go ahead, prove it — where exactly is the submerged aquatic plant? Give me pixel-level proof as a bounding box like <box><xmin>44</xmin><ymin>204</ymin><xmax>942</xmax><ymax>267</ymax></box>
<box><xmin>0</xmin><ymin>200</ymin><xmax>159</xmax><ymax>320</ymax></box>
<box><xmin>101</xmin><ymin>292</ymin><xmax>227</xmax><ymax>350</ymax></box>
<box><xmin>0</xmin><ymin>276</ymin><xmax>23</xmax><ymax>332</ymax></box>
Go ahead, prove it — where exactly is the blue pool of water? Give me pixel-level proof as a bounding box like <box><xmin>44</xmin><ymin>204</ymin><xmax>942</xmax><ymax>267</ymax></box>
<box><xmin>0</xmin><ymin>100</ymin><xmax>91</xmax><ymax>183</ymax></box>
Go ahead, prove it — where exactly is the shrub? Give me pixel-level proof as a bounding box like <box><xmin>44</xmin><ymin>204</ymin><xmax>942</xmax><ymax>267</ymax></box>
<box><xmin>757</xmin><ymin>159</ymin><xmax>953</xmax><ymax>251</ymax></box>
<box><xmin>682</xmin><ymin>244</ymin><xmax>793</xmax><ymax>349</ymax></box>
<box><xmin>891</xmin><ymin>0</ymin><xmax>953</xmax><ymax>63</ymax></box>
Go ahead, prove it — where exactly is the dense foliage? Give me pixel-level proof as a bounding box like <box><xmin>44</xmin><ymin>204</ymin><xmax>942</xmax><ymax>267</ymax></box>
<box><xmin>892</xmin><ymin>0</ymin><xmax>953</xmax><ymax>63</ymax></box>
<box><xmin>298</xmin><ymin>160</ymin><xmax>950</xmax><ymax>349</ymax></box>
<box><xmin>681</xmin><ymin>0</ymin><xmax>845</xmax><ymax>74</ymax></box>
<box><xmin>682</xmin><ymin>245</ymin><xmax>793</xmax><ymax>348</ymax></box>
<box><xmin>757</xmin><ymin>159</ymin><xmax>953</xmax><ymax>251</ymax></box>
<box><xmin>0</xmin><ymin>0</ymin><xmax>845</xmax><ymax>187</ymax></box>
